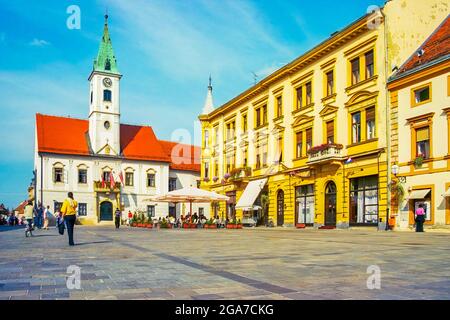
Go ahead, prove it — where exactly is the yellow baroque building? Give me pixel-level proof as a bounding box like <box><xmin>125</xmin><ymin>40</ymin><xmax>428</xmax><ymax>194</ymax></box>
<box><xmin>198</xmin><ymin>1</ymin><xmax>449</xmax><ymax>229</ymax></box>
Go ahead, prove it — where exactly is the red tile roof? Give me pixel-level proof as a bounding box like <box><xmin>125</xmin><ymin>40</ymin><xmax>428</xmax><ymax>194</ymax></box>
<box><xmin>159</xmin><ymin>140</ymin><xmax>201</xmax><ymax>172</ymax></box>
<box><xmin>396</xmin><ymin>15</ymin><xmax>450</xmax><ymax>76</ymax></box>
<box><xmin>36</xmin><ymin>114</ymin><xmax>200</xmax><ymax>172</ymax></box>
<box><xmin>120</xmin><ymin>124</ymin><xmax>169</xmax><ymax>162</ymax></box>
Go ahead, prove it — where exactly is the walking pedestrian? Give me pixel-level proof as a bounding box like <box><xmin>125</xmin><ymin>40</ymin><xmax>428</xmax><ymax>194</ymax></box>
<box><xmin>36</xmin><ymin>203</ymin><xmax>44</xmax><ymax>229</ymax></box>
<box><xmin>42</xmin><ymin>205</ymin><xmax>50</xmax><ymax>230</ymax></box>
<box><xmin>60</xmin><ymin>192</ymin><xmax>78</xmax><ymax>246</ymax></box>
<box><xmin>415</xmin><ymin>203</ymin><xmax>426</xmax><ymax>232</ymax></box>
<box><xmin>115</xmin><ymin>207</ymin><xmax>122</xmax><ymax>229</ymax></box>
<box><xmin>127</xmin><ymin>210</ymin><xmax>133</xmax><ymax>226</ymax></box>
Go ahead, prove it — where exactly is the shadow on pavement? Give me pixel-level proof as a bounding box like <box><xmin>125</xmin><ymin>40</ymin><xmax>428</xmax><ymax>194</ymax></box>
<box><xmin>74</xmin><ymin>240</ymin><xmax>112</xmax><ymax>246</ymax></box>
<box><xmin>0</xmin><ymin>225</ymin><xmax>26</xmax><ymax>232</ymax></box>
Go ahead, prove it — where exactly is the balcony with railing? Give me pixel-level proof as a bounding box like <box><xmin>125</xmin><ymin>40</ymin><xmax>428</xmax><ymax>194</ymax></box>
<box><xmin>307</xmin><ymin>144</ymin><xmax>344</xmax><ymax>164</ymax></box>
<box><xmin>94</xmin><ymin>181</ymin><xmax>121</xmax><ymax>192</ymax></box>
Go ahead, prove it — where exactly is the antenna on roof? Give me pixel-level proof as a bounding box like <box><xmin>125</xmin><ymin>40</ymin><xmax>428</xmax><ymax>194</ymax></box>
<box><xmin>251</xmin><ymin>72</ymin><xmax>258</xmax><ymax>85</ymax></box>
<box><xmin>417</xmin><ymin>49</ymin><xmax>425</xmax><ymax>58</ymax></box>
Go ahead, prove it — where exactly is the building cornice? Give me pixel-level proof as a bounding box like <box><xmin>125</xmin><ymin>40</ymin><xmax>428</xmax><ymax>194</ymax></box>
<box><xmin>199</xmin><ymin>12</ymin><xmax>379</xmax><ymax>121</ymax></box>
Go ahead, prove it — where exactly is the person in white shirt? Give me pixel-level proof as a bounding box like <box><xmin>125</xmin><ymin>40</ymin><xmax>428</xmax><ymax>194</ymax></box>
<box><xmin>43</xmin><ymin>205</ymin><xmax>50</xmax><ymax>230</ymax></box>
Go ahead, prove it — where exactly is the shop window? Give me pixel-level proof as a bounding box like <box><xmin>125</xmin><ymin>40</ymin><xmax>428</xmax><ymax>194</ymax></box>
<box><xmin>296</xmin><ymin>185</ymin><xmax>315</xmax><ymax>224</ymax></box>
<box><xmin>350</xmin><ymin>175</ymin><xmax>378</xmax><ymax>225</ymax></box>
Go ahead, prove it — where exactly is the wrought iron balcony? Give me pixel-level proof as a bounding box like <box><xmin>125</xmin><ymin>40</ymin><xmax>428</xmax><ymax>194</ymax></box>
<box><xmin>307</xmin><ymin>144</ymin><xmax>344</xmax><ymax>164</ymax></box>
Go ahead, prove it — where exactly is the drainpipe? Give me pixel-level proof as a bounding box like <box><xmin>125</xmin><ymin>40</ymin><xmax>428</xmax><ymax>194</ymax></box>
<box><xmin>381</xmin><ymin>8</ymin><xmax>391</xmax><ymax>231</ymax></box>
<box><xmin>40</xmin><ymin>154</ymin><xmax>43</xmax><ymax>207</ymax></box>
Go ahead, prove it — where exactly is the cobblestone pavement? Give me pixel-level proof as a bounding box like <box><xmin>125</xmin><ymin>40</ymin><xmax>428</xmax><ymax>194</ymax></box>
<box><xmin>1</xmin><ymin>225</ymin><xmax>449</xmax><ymax>300</ymax></box>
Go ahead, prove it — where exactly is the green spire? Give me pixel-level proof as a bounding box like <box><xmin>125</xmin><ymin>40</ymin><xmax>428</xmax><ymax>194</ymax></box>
<box><xmin>93</xmin><ymin>15</ymin><xmax>120</xmax><ymax>74</ymax></box>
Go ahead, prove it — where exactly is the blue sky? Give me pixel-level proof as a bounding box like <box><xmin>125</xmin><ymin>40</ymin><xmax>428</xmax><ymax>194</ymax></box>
<box><xmin>0</xmin><ymin>0</ymin><xmax>384</xmax><ymax>209</ymax></box>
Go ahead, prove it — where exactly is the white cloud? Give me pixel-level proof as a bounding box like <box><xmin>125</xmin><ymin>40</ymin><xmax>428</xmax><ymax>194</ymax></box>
<box><xmin>29</xmin><ymin>38</ymin><xmax>51</xmax><ymax>47</ymax></box>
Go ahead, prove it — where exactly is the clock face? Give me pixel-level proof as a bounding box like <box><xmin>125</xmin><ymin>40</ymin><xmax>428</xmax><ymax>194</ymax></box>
<box><xmin>103</xmin><ymin>77</ymin><xmax>112</xmax><ymax>87</ymax></box>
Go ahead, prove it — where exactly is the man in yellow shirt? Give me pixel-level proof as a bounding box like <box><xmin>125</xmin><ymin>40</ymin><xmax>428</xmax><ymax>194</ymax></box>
<box><xmin>60</xmin><ymin>192</ymin><xmax>78</xmax><ymax>246</ymax></box>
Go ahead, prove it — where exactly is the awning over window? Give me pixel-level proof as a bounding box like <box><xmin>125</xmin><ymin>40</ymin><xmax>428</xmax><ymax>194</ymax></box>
<box><xmin>444</xmin><ymin>188</ymin><xmax>450</xmax><ymax>197</ymax></box>
<box><xmin>408</xmin><ymin>189</ymin><xmax>431</xmax><ymax>200</ymax></box>
<box><xmin>236</xmin><ymin>178</ymin><xmax>268</xmax><ymax>211</ymax></box>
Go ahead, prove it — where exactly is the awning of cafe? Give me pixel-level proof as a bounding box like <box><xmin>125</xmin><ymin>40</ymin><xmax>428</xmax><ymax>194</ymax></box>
<box><xmin>443</xmin><ymin>188</ymin><xmax>450</xmax><ymax>197</ymax></box>
<box><xmin>407</xmin><ymin>189</ymin><xmax>431</xmax><ymax>200</ymax></box>
<box><xmin>236</xmin><ymin>178</ymin><xmax>268</xmax><ymax>211</ymax></box>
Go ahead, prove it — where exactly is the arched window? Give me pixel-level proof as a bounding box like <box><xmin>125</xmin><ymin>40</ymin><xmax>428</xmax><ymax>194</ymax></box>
<box><xmin>52</xmin><ymin>162</ymin><xmax>65</xmax><ymax>183</ymax></box>
<box><xmin>103</xmin><ymin>89</ymin><xmax>112</xmax><ymax>102</ymax></box>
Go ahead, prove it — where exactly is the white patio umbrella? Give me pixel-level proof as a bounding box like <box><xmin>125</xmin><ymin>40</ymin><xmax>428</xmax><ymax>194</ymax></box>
<box><xmin>144</xmin><ymin>186</ymin><xmax>229</xmax><ymax>217</ymax></box>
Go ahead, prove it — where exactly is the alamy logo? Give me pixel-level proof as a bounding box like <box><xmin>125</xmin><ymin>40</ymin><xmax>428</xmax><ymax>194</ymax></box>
<box><xmin>66</xmin><ymin>265</ymin><xmax>81</xmax><ymax>290</ymax></box>
<box><xmin>366</xmin><ymin>265</ymin><xmax>381</xmax><ymax>290</ymax></box>
<box><xmin>66</xmin><ymin>5</ymin><xmax>81</xmax><ymax>30</ymax></box>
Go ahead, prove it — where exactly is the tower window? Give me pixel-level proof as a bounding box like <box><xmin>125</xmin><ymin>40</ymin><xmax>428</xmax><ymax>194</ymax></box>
<box><xmin>105</xmin><ymin>58</ymin><xmax>111</xmax><ymax>71</ymax></box>
<box><xmin>90</xmin><ymin>91</ymin><xmax>93</xmax><ymax>104</ymax></box>
<box><xmin>103</xmin><ymin>89</ymin><xmax>112</xmax><ymax>102</ymax></box>
<box><xmin>104</xmin><ymin>121</ymin><xmax>110</xmax><ymax>130</ymax></box>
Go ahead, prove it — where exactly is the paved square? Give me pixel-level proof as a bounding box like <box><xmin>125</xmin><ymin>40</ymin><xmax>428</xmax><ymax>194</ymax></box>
<box><xmin>1</xmin><ymin>226</ymin><xmax>449</xmax><ymax>300</ymax></box>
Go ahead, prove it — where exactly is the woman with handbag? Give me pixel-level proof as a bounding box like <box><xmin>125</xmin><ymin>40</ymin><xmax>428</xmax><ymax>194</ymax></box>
<box><xmin>415</xmin><ymin>203</ymin><xmax>426</xmax><ymax>232</ymax></box>
<box><xmin>60</xmin><ymin>192</ymin><xmax>78</xmax><ymax>246</ymax></box>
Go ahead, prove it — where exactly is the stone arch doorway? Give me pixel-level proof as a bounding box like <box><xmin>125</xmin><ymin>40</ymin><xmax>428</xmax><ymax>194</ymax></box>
<box><xmin>325</xmin><ymin>181</ymin><xmax>337</xmax><ymax>226</ymax></box>
<box><xmin>100</xmin><ymin>201</ymin><xmax>113</xmax><ymax>221</ymax></box>
<box><xmin>277</xmin><ymin>189</ymin><xmax>284</xmax><ymax>226</ymax></box>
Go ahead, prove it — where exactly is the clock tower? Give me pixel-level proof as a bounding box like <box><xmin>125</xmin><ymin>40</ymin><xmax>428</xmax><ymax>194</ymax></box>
<box><xmin>88</xmin><ymin>15</ymin><xmax>122</xmax><ymax>156</ymax></box>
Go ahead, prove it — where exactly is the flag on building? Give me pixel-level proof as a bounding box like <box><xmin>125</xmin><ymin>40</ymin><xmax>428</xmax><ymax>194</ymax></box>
<box><xmin>344</xmin><ymin>157</ymin><xmax>353</xmax><ymax>164</ymax></box>
<box><xmin>110</xmin><ymin>172</ymin><xmax>116</xmax><ymax>189</ymax></box>
<box><xmin>119</xmin><ymin>171</ymin><xmax>124</xmax><ymax>185</ymax></box>
<box><xmin>101</xmin><ymin>175</ymin><xmax>106</xmax><ymax>189</ymax></box>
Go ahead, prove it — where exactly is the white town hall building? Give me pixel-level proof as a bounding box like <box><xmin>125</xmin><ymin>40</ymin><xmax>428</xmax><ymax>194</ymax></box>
<box><xmin>33</xmin><ymin>15</ymin><xmax>207</xmax><ymax>224</ymax></box>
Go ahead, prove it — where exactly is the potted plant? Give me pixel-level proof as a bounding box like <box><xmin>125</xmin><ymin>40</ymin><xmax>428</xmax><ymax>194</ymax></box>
<box><xmin>212</xmin><ymin>176</ymin><xmax>219</xmax><ymax>183</ymax></box>
<box><xmin>296</xmin><ymin>223</ymin><xmax>306</xmax><ymax>229</ymax></box>
<box><xmin>244</xmin><ymin>167</ymin><xmax>252</xmax><ymax>177</ymax></box>
<box><xmin>235</xmin><ymin>219</ymin><xmax>242</xmax><ymax>229</ymax></box>
<box><xmin>203</xmin><ymin>177</ymin><xmax>210</xmax><ymax>183</ymax></box>
<box><xmin>414</xmin><ymin>154</ymin><xmax>424</xmax><ymax>168</ymax></box>
<box><xmin>204</xmin><ymin>218</ymin><xmax>217</xmax><ymax>229</ymax></box>
<box><xmin>224</xmin><ymin>173</ymin><xmax>231</xmax><ymax>181</ymax></box>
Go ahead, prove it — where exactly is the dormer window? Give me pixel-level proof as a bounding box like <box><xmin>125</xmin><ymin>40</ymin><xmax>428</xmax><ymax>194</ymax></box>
<box><xmin>105</xmin><ymin>58</ymin><xmax>111</xmax><ymax>71</ymax></box>
<box><xmin>103</xmin><ymin>89</ymin><xmax>112</xmax><ymax>102</ymax></box>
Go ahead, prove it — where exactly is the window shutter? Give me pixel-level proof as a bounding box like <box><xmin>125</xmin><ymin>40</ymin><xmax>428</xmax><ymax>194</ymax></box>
<box><xmin>366</xmin><ymin>107</ymin><xmax>375</xmax><ymax>121</ymax></box>
<box><xmin>416</xmin><ymin>127</ymin><xmax>429</xmax><ymax>142</ymax></box>
<box><xmin>326</xmin><ymin>121</ymin><xmax>334</xmax><ymax>138</ymax></box>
